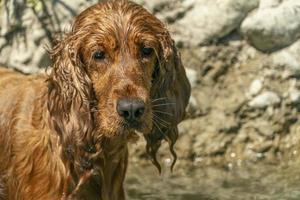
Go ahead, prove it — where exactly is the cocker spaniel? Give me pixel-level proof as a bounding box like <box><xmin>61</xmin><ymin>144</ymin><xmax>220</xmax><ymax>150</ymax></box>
<box><xmin>0</xmin><ymin>1</ymin><xmax>191</xmax><ymax>199</ymax></box>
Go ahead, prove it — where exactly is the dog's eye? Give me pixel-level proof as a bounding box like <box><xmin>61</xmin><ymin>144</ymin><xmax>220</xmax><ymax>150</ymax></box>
<box><xmin>93</xmin><ymin>51</ymin><xmax>105</xmax><ymax>60</ymax></box>
<box><xmin>141</xmin><ymin>47</ymin><xmax>154</xmax><ymax>57</ymax></box>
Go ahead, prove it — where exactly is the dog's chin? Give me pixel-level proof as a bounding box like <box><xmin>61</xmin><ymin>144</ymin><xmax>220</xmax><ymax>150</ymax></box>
<box><xmin>99</xmin><ymin>119</ymin><xmax>151</xmax><ymax>138</ymax></box>
<box><xmin>99</xmin><ymin>125</ymin><xmax>137</xmax><ymax>138</ymax></box>
<box><xmin>121</xmin><ymin>121</ymin><xmax>151</xmax><ymax>135</ymax></box>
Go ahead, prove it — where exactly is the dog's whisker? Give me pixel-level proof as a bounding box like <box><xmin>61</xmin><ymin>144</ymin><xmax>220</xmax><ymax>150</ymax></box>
<box><xmin>152</xmin><ymin>114</ymin><xmax>170</xmax><ymax>127</ymax></box>
<box><xmin>151</xmin><ymin>97</ymin><xmax>168</xmax><ymax>103</ymax></box>
<box><xmin>152</xmin><ymin>113</ymin><xmax>170</xmax><ymax>126</ymax></box>
<box><xmin>152</xmin><ymin>102</ymin><xmax>176</xmax><ymax>107</ymax></box>
<box><xmin>152</xmin><ymin>117</ymin><xmax>168</xmax><ymax>128</ymax></box>
<box><xmin>152</xmin><ymin>119</ymin><xmax>167</xmax><ymax>137</ymax></box>
<box><xmin>153</xmin><ymin>110</ymin><xmax>173</xmax><ymax>116</ymax></box>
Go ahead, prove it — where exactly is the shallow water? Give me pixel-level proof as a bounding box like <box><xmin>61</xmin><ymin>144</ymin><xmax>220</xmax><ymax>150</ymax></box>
<box><xmin>126</xmin><ymin>160</ymin><xmax>300</xmax><ymax>200</ymax></box>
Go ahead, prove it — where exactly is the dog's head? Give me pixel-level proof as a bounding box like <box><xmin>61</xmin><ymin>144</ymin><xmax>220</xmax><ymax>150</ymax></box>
<box><xmin>48</xmin><ymin>0</ymin><xmax>190</xmax><ymax>171</ymax></box>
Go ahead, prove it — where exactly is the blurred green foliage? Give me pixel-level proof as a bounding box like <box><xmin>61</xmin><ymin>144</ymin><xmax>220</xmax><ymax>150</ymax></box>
<box><xmin>26</xmin><ymin>0</ymin><xmax>44</xmax><ymax>11</ymax></box>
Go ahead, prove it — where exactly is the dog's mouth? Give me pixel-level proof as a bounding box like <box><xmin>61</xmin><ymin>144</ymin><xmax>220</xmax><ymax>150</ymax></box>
<box><xmin>119</xmin><ymin>117</ymin><xmax>152</xmax><ymax>134</ymax></box>
<box><xmin>122</xmin><ymin>120</ymin><xmax>143</xmax><ymax>131</ymax></box>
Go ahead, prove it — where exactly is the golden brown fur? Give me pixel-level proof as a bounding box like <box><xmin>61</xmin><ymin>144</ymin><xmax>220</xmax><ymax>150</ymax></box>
<box><xmin>0</xmin><ymin>1</ymin><xmax>190</xmax><ymax>199</ymax></box>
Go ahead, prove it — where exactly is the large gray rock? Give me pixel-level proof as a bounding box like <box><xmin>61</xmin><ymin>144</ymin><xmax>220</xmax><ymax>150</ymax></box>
<box><xmin>241</xmin><ymin>0</ymin><xmax>300</xmax><ymax>52</ymax></box>
<box><xmin>172</xmin><ymin>0</ymin><xmax>259</xmax><ymax>47</ymax></box>
<box><xmin>0</xmin><ymin>0</ymin><xmax>98</xmax><ymax>72</ymax></box>
<box><xmin>271</xmin><ymin>40</ymin><xmax>300</xmax><ymax>78</ymax></box>
<box><xmin>259</xmin><ymin>0</ymin><xmax>282</xmax><ymax>9</ymax></box>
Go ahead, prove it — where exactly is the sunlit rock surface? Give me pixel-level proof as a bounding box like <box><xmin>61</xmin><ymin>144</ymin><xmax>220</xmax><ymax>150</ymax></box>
<box><xmin>241</xmin><ymin>0</ymin><xmax>300</xmax><ymax>52</ymax></box>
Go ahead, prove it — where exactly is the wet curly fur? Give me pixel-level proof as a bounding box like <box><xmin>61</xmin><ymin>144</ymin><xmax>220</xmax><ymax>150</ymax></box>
<box><xmin>0</xmin><ymin>1</ymin><xmax>190</xmax><ymax>199</ymax></box>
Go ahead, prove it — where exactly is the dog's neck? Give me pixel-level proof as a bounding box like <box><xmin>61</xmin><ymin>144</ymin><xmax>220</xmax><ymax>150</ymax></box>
<box><xmin>47</xmin><ymin>121</ymin><xmax>129</xmax><ymax>199</ymax></box>
<box><xmin>34</xmin><ymin>83</ymin><xmax>129</xmax><ymax>199</ymax></box>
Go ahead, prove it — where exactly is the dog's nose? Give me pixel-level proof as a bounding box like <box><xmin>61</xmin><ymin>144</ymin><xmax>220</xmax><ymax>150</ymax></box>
<box><xmin>117</xmin><ymin>99</ymin><xmax>145</xmax><ymax>121</ymax></box>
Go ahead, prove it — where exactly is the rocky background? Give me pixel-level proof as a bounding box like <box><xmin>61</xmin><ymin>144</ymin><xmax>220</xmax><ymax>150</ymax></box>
<box><xmin>1</xmin><ymin>0</ymin><xmax>300</xmax><ymax>167</ymax></box>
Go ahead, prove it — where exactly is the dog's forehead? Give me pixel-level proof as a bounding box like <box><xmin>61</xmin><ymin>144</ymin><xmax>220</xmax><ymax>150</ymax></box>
<box><xmin>73</xmin><ymin>1</ymin><xmax>163</xmax><ymax>41</ymax></box>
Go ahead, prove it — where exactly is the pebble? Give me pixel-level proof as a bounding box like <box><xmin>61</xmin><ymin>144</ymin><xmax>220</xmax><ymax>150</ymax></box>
<box><xmin>248</xmin><ymin>91</ymin><xmax>281</xmax><ymax>108</ymax></box>
<box><xmin>248</xmin><ymin>79</ymin><xmax>263</xmax><ymax>96</ymax></box>
<box><xmin>289</xmin><ymin>89</ymin><xmax>300</xmax><ymax>104</ymax></box>
<box><xmin>185</xmin><ymin>67</ymin><xmax>198</xmax><ymax>88</ymax></box>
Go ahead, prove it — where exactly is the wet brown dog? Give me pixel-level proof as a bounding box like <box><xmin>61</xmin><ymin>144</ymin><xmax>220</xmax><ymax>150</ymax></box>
<box><xmin>0</xmin><ymin>1</ymin><xmax>190</xmax><ymax>199</ymax></box>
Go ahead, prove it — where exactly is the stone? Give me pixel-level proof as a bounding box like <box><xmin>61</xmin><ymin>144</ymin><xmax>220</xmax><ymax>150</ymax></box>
<box><xmin>186</xmin><ymin>95</ymin><xmax>201</xmax><ymax>116</ymax></box>
<box><xmin>0</xmin><ymin>0</ymin><xmax>98</xmax><ymax>70</ymax></box>
<box><xmin>134</xmin><ymin>0</ymin><xmax>190</xmax><ymax>23</ymax></box>
<box><xmin>252</xmin><ymin>141</ymin><xmax>273</xmax><ymax>153</ymax></box>
<box><xmin>185</xmin><ymin>67</ymin><xmax>198</xmax><ymax>88</ymax></box>
<box><xmin>289</xmin><ymin>89</ymin><xmax>300</xmax><ymax>104</ymax></box>
<box><xmin>272</xmin><ymin>51</ymin><xmax>300</xmax><ymax>74</ymax></box>
<box><xmin>241</xmin><ymin>0</ymin><xmax>300</xmax><ymax>51</ymax></box>
<box><xmin>259</xmin><ymin>0</ymin><xmax>282</xmax><ymax>9</ymax></box>
<box><xmin>271</xmin><ymin>41</ymin><xmax>300</xmax><ymax>77</ymax></box>
<box><xmin>248</xmin><ymin>79</ymin><xmax>263</xmax><ymax>97</ymax></box>
<box><xmin>134</xmin><ymin>0</ymin><xmax>172</xmax><ymax>12</ymax></box>
<box><xmin>248</xmin><ymin>91</ymin><xmax>281</xmax><ymax>108</ymax></box>
<box><xmin>172</xmin><ymin>0</ymin><xmax>259</xmax><ymax>47</ymax></box>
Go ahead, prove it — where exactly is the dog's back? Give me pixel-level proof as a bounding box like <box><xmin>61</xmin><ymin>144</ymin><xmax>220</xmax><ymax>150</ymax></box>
<box><xmin>0</xmin><ymin>67</ymin><xmax>28</xmax><ymax>180</ymax></box>
<box><xmin>0</xmin><ymin>67</ymin><xmax>47</xmax><ymax>141</ymax></box>
<box><xmin>0</xmin><ymin>67</ymin><xmax>67</xmax><ymax>200</ymax></box>
<box><xmin>0</xmin><ymin>68</ymin><xmax>28</xmax><ymax>122</ymax></box>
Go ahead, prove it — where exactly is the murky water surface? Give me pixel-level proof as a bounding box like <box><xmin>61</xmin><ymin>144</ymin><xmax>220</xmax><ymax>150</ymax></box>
<box><xmin>126</xmin><ymin>160</ymin><xmax>300</xmax><ymax>200</ymax></box>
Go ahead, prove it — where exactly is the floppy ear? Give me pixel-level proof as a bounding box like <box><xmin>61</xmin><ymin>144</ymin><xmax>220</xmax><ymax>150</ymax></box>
<box><xmin>145</xmin><ymin>31</ymin><xmax>191</xmax><ymax>172</ymax></box>
<box><xmin>47</xmin><ymin>33</ymin><xmax>96</xmax><ymax>183</ymax></box>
